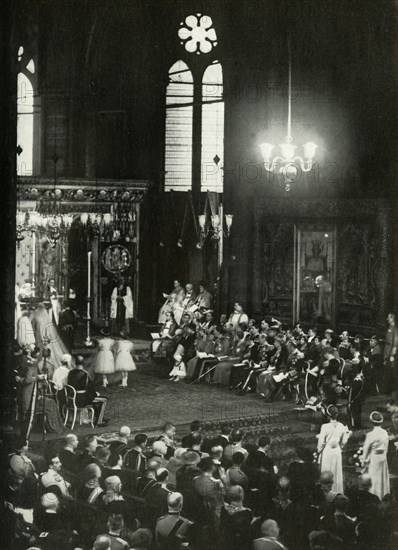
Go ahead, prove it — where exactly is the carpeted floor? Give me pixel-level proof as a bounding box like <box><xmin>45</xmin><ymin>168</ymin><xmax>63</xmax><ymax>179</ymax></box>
<box><xmin>26</xmin><ymin>335</ymin><xmax>393</xmax><ymax>485</ymax></box>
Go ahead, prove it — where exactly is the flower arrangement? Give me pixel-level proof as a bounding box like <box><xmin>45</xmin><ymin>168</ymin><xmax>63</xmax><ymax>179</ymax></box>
<box><xmin>351</xmin><ymin>446</ymin><xmax>364</xmax><ymax>469</ymax></box>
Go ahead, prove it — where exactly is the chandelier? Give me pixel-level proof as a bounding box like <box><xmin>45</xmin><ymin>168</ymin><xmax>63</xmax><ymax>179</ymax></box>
<box><xmin>259</xmin><ymin>40</ymin><xmax>318</xmax><ymax>191</ymax></box>
<box><xmin>16</xmin><ymin>211</ymin><xmax>73</xmax><ymax>248</ymax></box>
<box><xmin>197</xmin><ymin>204</ymin><xmax>233</xmax><ymax>249</ymax></box>
<box><xmin>80</xmin><ymin>207</ymin><xmax>136</xmax><ymax>243</ymax></box>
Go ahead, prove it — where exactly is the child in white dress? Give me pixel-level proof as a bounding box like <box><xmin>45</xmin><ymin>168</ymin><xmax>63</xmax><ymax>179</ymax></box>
<box><xmin>115</xmin><ymin>339</ymin><xmax>137</xmax><ymax>387</ymax></box>
<box><xmin>169</xmin><ymin>354</ymin><xmax>187</xmax><ymax>382</ymax></box>
<box><xmin>95</xmin><ymin>336</ymin><xmax>116</xmax><ymax>388</ymax></box>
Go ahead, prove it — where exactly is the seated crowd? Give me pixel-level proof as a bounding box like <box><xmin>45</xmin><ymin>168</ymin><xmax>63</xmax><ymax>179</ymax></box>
<box><xmin>152</xmin><ymin>296</ymin><xmax>393</xmax><ymax>420</ymax></box>
<box><xmin>2</xmin><ymin>419</ymin><xmax>398</xmax><ymax>550</ymax></box>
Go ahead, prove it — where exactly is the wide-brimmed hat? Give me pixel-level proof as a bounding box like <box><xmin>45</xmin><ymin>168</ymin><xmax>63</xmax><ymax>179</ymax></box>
<box><xmin>369</xmin><ymin>411</ymin><xmax>383</xmax><ymax>424</ymax></box>
<box><xmin>180</xmin><ymin>450</ymin><xmax>201</xmax><ymax>466</ymax></box>
<box><xmin>326</xmin><ymin>405</ymin><xmax>339</xmax><ymax>419</ymax></box>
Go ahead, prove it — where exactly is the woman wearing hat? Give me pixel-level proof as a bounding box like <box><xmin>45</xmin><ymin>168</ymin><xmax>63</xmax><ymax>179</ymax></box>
<box><xmin>317</xmin><ymin>405</ymin><xmax>351</xmax><ymax>494</ymax></box>
<box><xmin>361</xmin><ymin>411</ymin><xmax>390</xmax><ymax>499</ymax></box>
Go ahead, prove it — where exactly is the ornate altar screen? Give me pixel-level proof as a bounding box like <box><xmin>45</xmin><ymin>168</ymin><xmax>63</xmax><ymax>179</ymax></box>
<box><xmin>294</xmin><ymin>224</ymin><xmax>336</xmax><ymax>325</ymax></box>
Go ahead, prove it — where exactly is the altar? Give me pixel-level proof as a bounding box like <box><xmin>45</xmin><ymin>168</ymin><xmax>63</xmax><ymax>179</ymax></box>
<box><xmin>16</xmin><ymin>177</ymin><xmax>151</xmax><ymax>325</ymax></box>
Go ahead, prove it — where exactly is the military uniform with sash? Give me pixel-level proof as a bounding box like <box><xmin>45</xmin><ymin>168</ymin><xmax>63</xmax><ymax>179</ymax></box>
<box><xmin>156</xmin><ymin>511</ymin><xmax>192</xmax><ymax>550</ymax></box>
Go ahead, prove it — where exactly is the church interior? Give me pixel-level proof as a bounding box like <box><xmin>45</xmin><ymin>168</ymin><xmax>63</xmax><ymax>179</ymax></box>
<box><xmin>1</xmin><ymin>1</ymin><xmax>398</xmax><ymax>548</ymax></box>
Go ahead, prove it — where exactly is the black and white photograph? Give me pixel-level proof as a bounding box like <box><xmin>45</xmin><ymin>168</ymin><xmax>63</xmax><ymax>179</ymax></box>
<box><xmin>0</xmin><ymin>1</ymin><xmax>398</xmax><ymax>549</ymax></box>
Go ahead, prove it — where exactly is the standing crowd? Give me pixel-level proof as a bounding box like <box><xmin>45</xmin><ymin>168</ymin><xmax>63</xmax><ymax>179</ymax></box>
<box><xmin>2</xmin><ymin>410</ymin><xmax>398</xmax><ymax>550</ymax></box>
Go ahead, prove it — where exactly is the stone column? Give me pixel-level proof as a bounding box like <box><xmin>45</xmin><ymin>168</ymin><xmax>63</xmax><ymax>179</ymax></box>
<box><xmin>0</xmin><ymin>0</ymin><xmax>18</xmax><ymax>423</ymax></box>
<box><xmin>252</xmin><ymin>206</ymin><xmax>263</xmax><ymax>314</ymax></box>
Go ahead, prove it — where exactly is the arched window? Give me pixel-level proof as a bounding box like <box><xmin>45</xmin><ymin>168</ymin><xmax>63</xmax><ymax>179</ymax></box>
<box><xmin>165</xmin><ymin>16</ymin><xmax>223</xmax><ymax>193</ymax></box>
<box><xmin>17</xmin><ymin>72</ymin><xmax>34</xmax><ymax>176</ymax></box>
<box><xmin>164</xmin><ymin>60</ymin><xmax>194</xmax><ymax>191</ymax></box>
<box><xmin>201</xmin><ymin>61</ymin><xmax>224</xmax><ymax>192</ymax></box>
<box><xmin>17</xmin><ymin>43</ymin><xmax>38</xmax><ymax>177</ymax></box>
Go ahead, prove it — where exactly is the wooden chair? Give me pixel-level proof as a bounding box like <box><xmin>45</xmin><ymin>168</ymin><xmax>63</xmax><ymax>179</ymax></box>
<box><xmin>63</xmin><ymin>384</ymin><xmax>95</xmax><ymax>430</ymax></box>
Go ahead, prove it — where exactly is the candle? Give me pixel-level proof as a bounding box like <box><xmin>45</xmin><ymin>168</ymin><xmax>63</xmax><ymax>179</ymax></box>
<box><xmin>87</xmin><ymin>251</ymin><xmax>92</xmax><ymax>298</ymax></box>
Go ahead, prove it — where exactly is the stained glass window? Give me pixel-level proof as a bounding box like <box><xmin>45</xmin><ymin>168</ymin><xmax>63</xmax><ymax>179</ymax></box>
<box><xmin>17</xmin><ymin>71</ymin><xmax>34</xmax><ymax>176</ymax></box>
<box><xmin>165</xmin><ymin>60</ymin><xmax>194</xmax><ymax>191</ymax></box>
<box><xmin>201</xmin><ymin>61</ymin><xmax>224</xmax><ymax>192</ymax></box>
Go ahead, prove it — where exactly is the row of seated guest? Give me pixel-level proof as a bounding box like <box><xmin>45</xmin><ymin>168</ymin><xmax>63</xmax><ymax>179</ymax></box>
<box><xmin>154</xmin><ymin>309</ymin><xmax>392</xmax><ymax>420</ymax></box>
<box><xmin>151</xmin><ymin>302</ymin><xmax>249</xmax><ymax>362</ymax></box>
<box><xmin>2</xmin><ymin>418</ymin><xmax>397</xmax><ymax>550</ymax></box>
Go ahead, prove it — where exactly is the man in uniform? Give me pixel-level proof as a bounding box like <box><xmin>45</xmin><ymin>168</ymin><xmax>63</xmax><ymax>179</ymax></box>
<box><xmin>40</xmin><ymin>453</ymin><xmax>72</xmax><ymax>500</ymax></box>
<box><xmin>123</xmin><ymin>433</ymin><xmax>148</xmax><ymax>475</ymax></box>
<box><xmin>145</xmin><ymin>468</ymin><xmax>172</xmax><ymax>530</ymax></box>
<box><xmin>384</xmin><ymin>312</ymin><xmax>398</xmax><ymax>387</ymax></box>
<box><xmin>363</xmin><ymin>335</ymin><xmax>383</xmax><ymax>393</ymax></box>
<box><xmin>67</xmin><ymin>355</ymin><xmax>108</xmax><ymax>427</ymax></box>
<box><xmin>156</xmin><ymin>492</ymin><xmax>192</xmax><ymax>550</ymax></box>
<box><xmin>386</xmin><ymin>398</ymin><xmax>398</xmax><ymax>473</ymax></box>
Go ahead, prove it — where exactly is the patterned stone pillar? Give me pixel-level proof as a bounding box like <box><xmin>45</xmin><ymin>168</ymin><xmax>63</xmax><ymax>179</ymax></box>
<box><xmin>0</xmin><ymin>0</ymin><xmax>18</xmax><ymax>422</ymax></box>
<box><xmin>252</xmin><ymin>207</ymin><xmax>263</xmax><ymax>314</ymax></box>
<box><xmin>376</xmin><ymin>206</ymin><xmax>392</xmax><ymax>327</ymax></box>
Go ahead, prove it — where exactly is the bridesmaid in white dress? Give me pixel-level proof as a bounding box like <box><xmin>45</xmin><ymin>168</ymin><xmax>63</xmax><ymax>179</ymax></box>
<box><xmin>317</xmin><ymin>405</ymin><xmax>351</xmax><ymax>494</ymax></box>
<box><xmin>115</xmin><ymin>339</ymin><xmax>137</xmax><ymax>387</ymax></box>
<box><xmin>95</xmin><ymin>335</ymin><xmax>116</xmax><ymax>388</ymax></box>
<box><xmin>361</xmin><ymin>411</ymin><xmax>390</xmax><ymax>499</ymax></box>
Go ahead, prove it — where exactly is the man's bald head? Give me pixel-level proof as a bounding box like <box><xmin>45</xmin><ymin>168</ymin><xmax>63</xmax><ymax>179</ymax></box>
<box><xmin>168</xmin><ymin>492</ymin><xmax>183</xmax><ymax>511</ymax></box>
<box><xmin>320</xmin><ymin>470</ymin><xmax>334</xmax><ymax>485</ymax></box>
<box><xmin>260</xmin><ymin>519</ymin><xmax>280</xmax><ymax>538</ymax></box>
<box><xmin>358</xmin><ymin>474</ymin><xmax>372</xmax><ymax>491</ymax></box>
<box><xmin>119</xmin><ymin>426</ymin><xmax>130</xmax><ymax>439</ymax></box>
<box><xmin>93</xmin><ymin>536</ymin><xmax>111</xmax><ymax>550</ymax></box>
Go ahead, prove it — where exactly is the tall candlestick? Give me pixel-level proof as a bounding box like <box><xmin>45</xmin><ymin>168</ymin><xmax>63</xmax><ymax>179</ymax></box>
<box><xmin>31</xmin><ymin>231</ymin><xmax>36</xmax><ymax>296</ymax></box>
<box><xmin>84</xmin><ymin>250</ymin><xmax>94</xmax><ymax>347</ymax></box>
<box><xmin>87</xmin><ymin>251</ymin><xmax>92</xmax><ymax>298</ymax></box>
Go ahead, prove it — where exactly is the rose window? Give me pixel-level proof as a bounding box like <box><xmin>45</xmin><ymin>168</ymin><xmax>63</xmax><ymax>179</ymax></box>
<box><xmin>178</xmin><ymin>14</ymin><xmax>217</xmax><ymax>54</ymax></box>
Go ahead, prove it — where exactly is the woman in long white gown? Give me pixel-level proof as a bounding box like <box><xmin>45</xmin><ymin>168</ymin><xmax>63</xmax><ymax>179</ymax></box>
<box><xmin>317</xmin><ymin>405</ymin><xmax>351</xmax><ymax>494</ymax></box>
<box><xmin>31</xmin><ymin>303</ymin><xmax>72</xmax><ymax>367</ymax></box>
<box><xmin>361</xmin><ymin>411</ymin><xmax>390</xmax><ymax>500</ymax></box>
<box><xmin>115</xmin><ymin>339</ymin><xmax>136</xmax><ymax>387</ymax></box>
<box><xmin>17</xmin><ymin>311</ymin><xmax>36</xmax><ymax>349</ymax></box>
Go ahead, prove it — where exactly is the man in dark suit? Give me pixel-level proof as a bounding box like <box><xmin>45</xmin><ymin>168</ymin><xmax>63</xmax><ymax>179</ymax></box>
<box><xmin>58</xmin><ymin>301</ymin><xmax>77</xmax><ymax>352</ymax></box>
<box><xmin>193</xmin><ymin>457</ymin><xmax>224</xmax><ymax>515</ymax></box>
<box><xmin>245</xmin><ymin>436</ymin><xmax>277</xmax><ymax>515</ymax></box>
<box><xmin>175</xmin><ymin>323</ymin><xmax>197</xmax><ymax>363</ymax></box>
<box><xmin>123</xmin><ymin>433</ymin><xmax>148</xmax><ymax>475</ymax></box>
<box><xmin>144</xmin><ymin>468</ymin><xmax>172</xmax><ymax>530</ymax></box>
<box><xmin>211</xmin><ymin>424</ymin><xmax>231</xmax><ymax>449</ymax></box>
<box><xmin>67</xmin><ymin>355</ymin><xmax>108</xmax><ymax>426</ymax></box>
<box><xmin>363</xmin><ymin>335</ymin><xmax>383</xmax><ymax>393</ymax></box>
<box><xmin>226</xmin><ymin>451</ymin><xmax>248</xmax><ymax>490</ymax></box>
<box><xmin>77</xmin><ymin>434</ymin><xmax>99</xmax><ymax>469</ymax></box>
<box><xmin>59</xmin><ymin>433</ymin><xmax>80</xmax><ymax>483</ymax></box>
<box><xmin>347</xmin><ymin>474</ymin><xmax>380</xmax><ymax>523</ymax></box>
<box><xmin>108</xmin><ymin>426</ymin><xmax>131</xmax><ymax>460</ymax></box>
